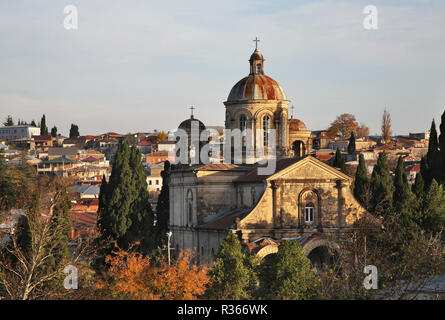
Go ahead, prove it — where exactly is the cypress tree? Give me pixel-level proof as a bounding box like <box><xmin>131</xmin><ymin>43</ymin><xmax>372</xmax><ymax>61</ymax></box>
<box><xmin>420</xmin><ymin>179</ymin><xmax>445</xmax><ymax>236</ymax></box>
<box><xmin>425</xmin><ymin>120</ymin><xmax>443</xmax><ymax>186</ymax></box>
<box><xmin>69</xmin><ymin>124</ymin><xmax>80</xmax><ymax>138</ymax></box>
<box><xmin>40</xmin><ymin>114</ymin><xmax>48</xmax><ymax>136</ymax></box>
<box><xmin>348</xmin><ymin>132</ymin><xmax>356</xmax><ymax>155</ymax></box>
<box><xmin>99</xmin><ymin>141</ymin><xmax>133</xmax><ymax>247</ymax></box>
<box><xmin>393</xmin><ymin>156</ymin><xmax>412</xmax><ymax>210</ymax></box>
<box><xmin>257</xmin><ymin>241</ymin><xmax>318</xmax><ymax>300</ymax></box>
<box><xmin>99</xmin><ymin>142</ymin><xmax>154</xmax><ymax>252</ymax></box>
<box><xmin>333</xmin><ymin>148</ymin><xmax>347</xmax><ymax>174</ymax></box>
<box><xmin>51</xmin><ymin>126</ymin><xmax>58</xmax><ymax>137</ymax></box>
<box><xmin>412</xmin><ymin>171</ymin><xmax>424</xmax><ymax>198</ymax></box>
<box><xmin>155</xmin><ymin>160</ymin><xmax>171</xmax><ymax>248</ymax></box>
<box><xmin>97</xmin><ymin>174</ymin><xmax>108</xmax><ymax>235</ymax></box>
<box><xmin>206</xmin><ymin>233</ymin><xmax>256</xmax><ymax>300</ymax></box>
<box><xmin>47</xmin><ymin>187</ymin><xmax>72</xmax><ymax>267</ymax></box>
<box><xmin>126</xmin><ymin>145</ymin><xmax>154</xmax><ymax>252</ymax></box>
<box><xmin>370</xmin><ymin>151</ymin><xmax>394</xmax><ymax>215</ymax></box>
<box><xmin>439</xmin><ymin>110</ymin><xmax>445</xmax><ymax>178</ymax></box>
<box><xmin>354</xmin><ymin>153</ymin><xmax>370</xmax><ymax>207</ymax></box>
<box><xmin>30</xmin><ymin>120</ymin><xmax>37</xmax><ymax>127</ymax></box>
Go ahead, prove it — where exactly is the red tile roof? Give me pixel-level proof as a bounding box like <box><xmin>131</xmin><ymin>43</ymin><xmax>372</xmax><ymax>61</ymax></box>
<box><xmin>32</xmin><ymin>135</ymin><xmax>52</xmax><ymax>141</ymax></box>
<box><xmin>315</xmin><ymin>153</ymin><xmax>335</xmax><ymax>162</ymax></box>
<box><xmin>70</xmin><ymin>211</ymin><xmax>98</xmax><ymax>230</ymax></box>
<box><xmin>374</xmin><ymin>145</ymin><xmax>394</xmax><ymax>151</ymax></box>
<box><xmin>82</xmin><ymin>156</ymin><xmax>99</xmax><ymax>162</ymax></box>
<box><xmin>137</xmin><ymin>140</ymin><xmax>152</xmax><ymax>146</ymax></box>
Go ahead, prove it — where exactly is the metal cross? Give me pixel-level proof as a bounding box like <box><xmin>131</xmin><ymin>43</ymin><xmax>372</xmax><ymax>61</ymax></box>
<box><xmin>189</xmin><ymin>105</ymin><xmax>195</xmax><ymax>117</ymax></box>
<box><xmin>291</xmin><ymin>105</ymin><xmax>295</xmax><ymax>118</ymax></box>
<box><xmin>253</xmin><ymin>37</ymin><xmax>260</xmax><ymax>50</ymax></box>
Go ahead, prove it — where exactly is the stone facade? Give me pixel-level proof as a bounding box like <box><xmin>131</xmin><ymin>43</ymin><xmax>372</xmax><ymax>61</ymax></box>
<box><xmin>169</xmin><ymin>47</ymin><xmax>368</xmax><ymax>266</ymax></box>
<box><xmin>169</xmin><ymin>157</ymin><xmax>368</xmax><ymax>265</ymax></box>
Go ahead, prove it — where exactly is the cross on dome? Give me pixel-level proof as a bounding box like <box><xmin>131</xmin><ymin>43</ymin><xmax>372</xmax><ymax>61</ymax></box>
<box><xmin>253</xmin><ymin>37</ymin><xmax>260</xmax><ymax>50</ymax></box>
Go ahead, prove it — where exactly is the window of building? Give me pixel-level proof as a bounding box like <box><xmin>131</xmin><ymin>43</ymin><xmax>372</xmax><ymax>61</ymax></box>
<box><xmin>187</xmin><ymin>189</ymin><xmax>193</xmax><ymax>225</ymax></box>
<box><xmin>304</xmin><ymin>203</ymin><xmax>315</xmax><ymax>223</ymax></box>
<box><xmin>149</xmin><ymin>180</ymin><xmax>152</xmax><ymax>185</ymax></box>
<box><xmin>239</xmin><ymin>115</ymin><xmax>246</xmax><ymax>132</ymax></box>
<box><xmin>155</xmin><ymin>180</ymin><xmax>159</xmax><ymax>185</ymax></box>
<box><xmin>256</xmin><ymin>64</ymin><xmax>261</xmax><ymax>73</ymax></box>
<box><xmin>263</xmin><ymin>115</ymin><xmax>270</xmax><ymax>146</ymax></box>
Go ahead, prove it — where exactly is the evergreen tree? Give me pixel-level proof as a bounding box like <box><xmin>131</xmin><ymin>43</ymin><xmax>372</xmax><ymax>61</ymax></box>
<box><xmin>51</xmin><ymin>126</ymin><xmax>58</xmax><ymax>137</ymax></box>
<box><xmin>333</xmin><ymin>148</ymin><xmax>346</xmax><ymax>174</ymax></box>
<box><xmin>393</xmin><ymin>156</ymin><xmax>412</xmax><ymax>210</ymax></box>
<box><xmin>3</xmin><ymin>115</ymin><xmax>14</xmax><ymax>126</ymax></box>
<box><xmin>47</xmin><ymin>187</ymin><xmax>72</xmax><ymax>268</ymax></box>
<box><xmin>155</xmin><ymin>161</ymin><xmax>171</xmax><ymax>248</ymax></box>
<box><xmin>419</xmin><ymin>179</ymin><xmax>445</xmax><ymax>236</ymax></box>
<box><xmin>30</xmin><ymin>120</ymin><xmax>37</xmax><ymax>127</ymax></box>
<box><xmin>354</xmin><ymin>153</ymin><xmax>370</xmax><ymax>207</ymax></box>
<box><xmin>99</xmin><ymin>141</ymin><xmax>133</xmax><ymax>247</ymax></box>
<box><xmin>439</xmin><ymin>110</ymin><xmax>445</xmax><ymax>178</ymax></box>
<box><xmin>126</xmin><ymin>145</ymin><xmax>154</xmax><ymax>252</ymax></box>
<box><xmin>424</xmin><ymin>120</ymin><xmax>443</xmax><ymax>186</ymax></box>
<box><xmin>98</xmin><ymin>141</ymin><xmax>154</xmax><ymax>251</ymax></box>
<box><xmin>69</xmin><ymin>124</ymin><xmax>80</xmax><ymax>138</ymax></box>
<box><xmin>347</xmin><ymin>132</ymin><xmax>356</xmax><ymax>155</ymax></box>
<box><xmin>412</xmin><ymin>172</ymin><xmax>424</xmax><ymax>199</ymax></box>
<box><xmin>206</xmin><ymin>233</ymin><xmax>256</xmax><ymax>300</ymax></box>
<box><xmin>40</xmin><ymin>114</ymin><xmax>48</xmax><ymax>136</ymax></box>
<box><xmin>0</xmin><ymin>150</ymin><xmax>17</xmax><ymax>210</ymax></box>
<box><xmin>257</xmin><ymin>241</ymin><xmax>318</xmax><ymax>300</ymax></box>
<box><xmin>370</xmin><ymin>151</ymin><xmax>394</xmax><ymax>215</ymax></box>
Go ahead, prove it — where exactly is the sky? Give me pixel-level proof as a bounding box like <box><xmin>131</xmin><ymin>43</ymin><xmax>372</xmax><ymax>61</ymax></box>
<box><xmin>1</xmin><ymin>0</ymin><xmax>445</xmax><ymax>136</ymax></box>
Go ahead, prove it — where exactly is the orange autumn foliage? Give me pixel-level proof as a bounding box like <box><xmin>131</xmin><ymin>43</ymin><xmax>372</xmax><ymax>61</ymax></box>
<box><xmin>103</xmin><ymin>248</ymin><xmax>211</xmax><ymax>300</ymax></box>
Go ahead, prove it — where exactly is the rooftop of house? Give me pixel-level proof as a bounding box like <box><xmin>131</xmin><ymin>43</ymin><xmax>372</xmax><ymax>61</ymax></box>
<box><xmin>48</xmin><ymin>146</ymin><xmax>79</xmax><ymax>156</ymax></box>
<box><xmin>42</xmin><ymin>156</ymin><xmax>77</xmax><ymax>164</ymax></box>
<box><xmin>32</xmin><ymin>135</ymin><xmax>53</xmax><ymax>141</ymax></box>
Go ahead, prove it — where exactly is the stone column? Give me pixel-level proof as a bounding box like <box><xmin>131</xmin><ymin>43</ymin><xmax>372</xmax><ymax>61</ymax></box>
<box><xmin>335</xmin><ymin>180</ymin><xmax>346</xmax><ymax>228</ymax></box>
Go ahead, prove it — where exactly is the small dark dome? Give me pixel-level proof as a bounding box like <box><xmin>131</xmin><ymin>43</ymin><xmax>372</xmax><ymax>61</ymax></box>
<box><xmin>289</xmin><ymin>118</ymin><xmax>307</xmax><ymax>131</ymax></box>
<box><xmin>178</xmin><ymin>116</ymin><xmax>206</xmax><ymax>133</ymax></box>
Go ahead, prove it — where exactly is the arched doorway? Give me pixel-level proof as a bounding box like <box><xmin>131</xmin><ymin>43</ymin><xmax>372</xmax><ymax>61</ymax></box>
<box><xmin>292</xmin><ymin>140</ymin><xmax>306</xmax><ymax>157</ymax></box>
<box><xmin>307</xmin><ymin>246</ymin><xmax>334</xmax><ymax>274</ymax></box>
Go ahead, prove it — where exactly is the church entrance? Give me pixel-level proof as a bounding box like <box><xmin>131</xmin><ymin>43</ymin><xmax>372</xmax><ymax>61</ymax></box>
<box><xmin>307</xmin><ymin>246</ymin><xmax>335</xmax><ymax>274</ymax></box>
<box><xmin>292</xmin><ymin>140</ymin><xmax>306</xmax><ymax>157</ymax></box>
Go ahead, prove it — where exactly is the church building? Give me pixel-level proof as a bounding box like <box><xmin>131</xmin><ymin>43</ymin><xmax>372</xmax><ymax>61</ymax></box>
<box><xmin>168</xmin><ymin>44</ymin><xmax>368</xmax><ymax>267</ymax></box>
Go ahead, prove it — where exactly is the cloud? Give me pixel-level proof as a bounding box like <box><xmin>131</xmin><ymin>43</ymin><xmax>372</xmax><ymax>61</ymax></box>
<box><xmin>0</xmin><ymin>0</ymin><xmax>444</xmax><ymax>135</ymax></box>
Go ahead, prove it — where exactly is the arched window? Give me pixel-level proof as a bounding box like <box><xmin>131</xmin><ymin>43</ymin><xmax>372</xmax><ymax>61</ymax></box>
<box><xmin>188</xmin><ymin>203</ymin><xmax>192</xmax><ymax>223</ymax></box>
<box><xmin>239</xmin><ymin>115</ymin><xmax>246</xmax><ymax>132</ymax></box>
<box><xmin>262</xmin><ymin>115</ymin><xmax>270</xmax><ymax>147</ymax></box>
<box><xmin>304</xmin><ymin>203</ymin><xmax>315</xmax><ymax>223</ymax></box>
<box><xmin>186</xmin><ymin>189</ymin><xmax>193</xmax><ymax>225</ymax></box>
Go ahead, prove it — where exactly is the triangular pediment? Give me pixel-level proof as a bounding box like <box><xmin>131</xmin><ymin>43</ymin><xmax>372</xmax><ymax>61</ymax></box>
<box><xmin>267</xmin><ymin>156</ymin><xmax>351</xmax><ymax>182</ymax></box>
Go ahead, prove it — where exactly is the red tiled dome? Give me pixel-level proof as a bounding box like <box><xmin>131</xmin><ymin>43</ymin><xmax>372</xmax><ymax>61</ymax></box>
<box><xmin>227</xmin><ymin>74</ymin><xmax>286</xmax><ymax>102</ymax></box>
<box><xmin>289</xmin><ymin>118</ymin><xmax>307</xmax><ymax>131</ymax></box>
